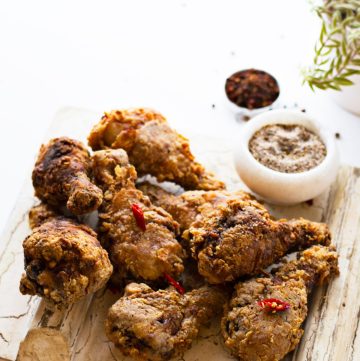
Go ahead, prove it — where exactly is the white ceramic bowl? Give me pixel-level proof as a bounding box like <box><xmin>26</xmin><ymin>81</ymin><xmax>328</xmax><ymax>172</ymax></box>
<box><xmin>330</xmin><ymin>74</ymin><xmax>360</xmax><ymax>115</ymax></box>
<box><xmin>234</xmin><ymin>109</ymin><xmax>339</xmax><ymax>205</ymax></box>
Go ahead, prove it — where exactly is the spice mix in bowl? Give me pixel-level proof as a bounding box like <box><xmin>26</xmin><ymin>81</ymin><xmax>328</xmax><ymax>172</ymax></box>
<box><xmin>248</xmin><ymin>123</ymin><xmax>327</xmax><ymax>174</ymax></box>
<box><xmin>234</xmin><ymin>109</ymin><xmax>339</xmax><ymax>205</ymax></box>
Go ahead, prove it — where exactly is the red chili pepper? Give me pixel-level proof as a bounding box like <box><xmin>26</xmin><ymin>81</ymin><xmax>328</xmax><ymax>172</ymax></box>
<box><xmin>164</xmin><ymin>273</ymin><xmax>185</xmax><ymax>295</ymax></box>
<box><xmin>131</xmin><ymin>203</ymin><xmax>146</xmax><ymax>231</ymax></box>
<box><xmin>257</xmin><ymin>298</ymin><xmax>290</xmax><ymax>313</ymax></box>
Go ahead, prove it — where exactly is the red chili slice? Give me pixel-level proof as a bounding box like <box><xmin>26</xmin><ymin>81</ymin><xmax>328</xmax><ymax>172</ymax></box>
<box><xmin>257</xmin><ymin>298</ymin><xmax>290</xmax><ymax>313</ymax></box>
<box><xmin>164</xmin><ymin>273</ymin><xmax>185</xmax><ymax>295</ymax></box>
<box><xmin>131</xmin><ymin>203</ymin><xmax>146</xmax><ymax>231</ymax></box>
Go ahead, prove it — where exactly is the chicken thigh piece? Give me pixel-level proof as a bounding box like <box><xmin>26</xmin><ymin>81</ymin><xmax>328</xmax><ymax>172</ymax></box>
<box><xmin>20</xmin><ymin>206</ymin><xmax>113</xmax><ymax>307</ymax></box>
<box><xmin>88</xmin><ymin>108</ymin><xmax>225</xmax><ymax>191</ymax></box>
<box><xmin>222</xmin><ymin>245</ymin><xmax>339</xmax><ymax>361</ymax></box>
<box><xmin>138</xmin><ymin>182</ymin><xmax>252</xmax><ymax>232</ymax></box>
<box><xmin>92</xmin><ymin>149</ymin><xmax>185</xmax><ymax>282</ymax></box>
<box><xmin>105</xmin><ymin>282</ymin><xmax>227</xmax><ymax>361</ymax></box>
<box><xmin>184</xmin><ymin>198</ymin><xmax>332</xmax><ymax>284</ymax></box>
<box><xmin>32</xmin><ymin>137</ymin><xmax>103</xmax><ymax>215</ymax></box>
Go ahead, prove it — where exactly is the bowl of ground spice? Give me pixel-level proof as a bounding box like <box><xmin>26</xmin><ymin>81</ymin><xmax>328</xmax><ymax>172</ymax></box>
<box><xmin>225</xmin><ymin>68</ymin><xmax>280</xmax><ymax>116</ymax></box>
<box><xmin>234</xmin><ymin>109</ymin><xmax>339</xmax><ymax>205</ymax></box>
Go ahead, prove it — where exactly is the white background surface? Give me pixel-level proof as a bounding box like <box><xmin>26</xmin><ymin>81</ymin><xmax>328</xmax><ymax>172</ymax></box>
<box><xmin>0</xmin><ymin>0</ymin><xmax>359</xmax><ymax>234</ymax></box>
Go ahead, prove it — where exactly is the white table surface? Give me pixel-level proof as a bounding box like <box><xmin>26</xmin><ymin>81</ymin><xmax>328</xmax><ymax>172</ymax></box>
<box><xmin>0</xmin><ymin>0</ymin><xmax>359</xmax><ymax>235</ymax></box>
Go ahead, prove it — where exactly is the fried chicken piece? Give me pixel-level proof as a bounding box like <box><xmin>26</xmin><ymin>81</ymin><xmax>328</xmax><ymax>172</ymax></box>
<box><xmin>184</xmin><ymin>198</ymin><xmax>332</xmax><ymax>284</ymax></box>
<box><xmin>28</xmin><ymin>203</ymin><xmax>60</xmax><ymax>230</ymax></box>
<box><xmin>138</xmin><ymin>182</ymin><xmax>252</xmax><ymax>231</ymax></box>
<box><xmin>105</xmin><ymin>282</ymin><xmax>227</xmax><ymax>361</ymax></box>
<box><xmin>222</xmin><ymin>245</ymin><xmax>339</xmax><ymax>361</ymax></box>
<box><xmin>20</xmin><ymin>209</ymin><xmax>113</xmax><ymax>307</ymax></box>
<box><xmin>32</xmin><ymin>137</ymin><xmax>103</xmax><ymax>215</ymax></box>
<box><xmin>88</xmin><ymin>108</ymin><xmax>225</xmax><ymax>190</ymax></box>
<box><xmin>92</xmin><ymin>149</ymin><xmax>185</xmax><ymax>282</ymax></box>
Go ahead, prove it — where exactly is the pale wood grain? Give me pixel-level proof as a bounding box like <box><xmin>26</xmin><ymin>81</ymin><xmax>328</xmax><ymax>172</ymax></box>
<box><xmin>291</xmin><ymin>167</ymin><xmax>360</xmax><ymax>361</ymax></box>
<box><xmin>0</xmin><ymin>108</ymin><xmax>358</xmax><ymax>361</ymax></box>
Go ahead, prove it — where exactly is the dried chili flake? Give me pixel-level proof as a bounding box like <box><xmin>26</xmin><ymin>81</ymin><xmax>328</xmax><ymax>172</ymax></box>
<box><xmin>131</xmin><ymin>203</ymin><xmax>146</xmax><ymax>231</ymax></box>
<box><xmin>225</xmin><ymin>69</ymin><xmax>279</xmax><ymax>110</ymax></box>
<box><xmin>257</xmin><ymin>298</ymin><xmax>290</xmax><ymax>313</ymax></box>
<box><xmin>164</xmin><ymin>273</ymin><xmax>185</xmax><ymax>295</ymax></box>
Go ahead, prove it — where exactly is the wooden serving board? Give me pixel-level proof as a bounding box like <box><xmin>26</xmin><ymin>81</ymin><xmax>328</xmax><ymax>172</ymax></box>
<box><xmin>0</xmin><ymin>108</ymin><xmax>359</xmax><ymax>361</ymax></box>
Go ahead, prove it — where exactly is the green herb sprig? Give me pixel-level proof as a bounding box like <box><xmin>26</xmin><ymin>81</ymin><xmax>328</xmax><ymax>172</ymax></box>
<box><xmin>303</xmin><ymin>0</ymin><xmax>360</xmax><ymax>91</ymax></box>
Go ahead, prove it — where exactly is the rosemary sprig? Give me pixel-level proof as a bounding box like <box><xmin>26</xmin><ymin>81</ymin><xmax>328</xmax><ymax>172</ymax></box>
<box><xmin>303</xmin><ymin>0</ymin><xmax>360</xmax><ymax>91</ymax></box>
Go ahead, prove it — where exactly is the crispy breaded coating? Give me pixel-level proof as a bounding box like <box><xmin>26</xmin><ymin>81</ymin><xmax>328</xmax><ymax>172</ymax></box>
<box><xmin>28</xmin><ymin>203</ymin><xmax>60</xmax><ymax>230</ymax></box>
<box><xmin>92</xmin><ymin>149</ymin><xmax>185</xmax><ymax>282</ymax></box>
<box><xmin>88</xmin><ymin>108</ymin><xmax>225</xmax><ymax>190</ymax></box>
<box><xmin>138</xmin><ymin>182</ymin><xmax>252</xmax><ymax>231</ymax></box>
<box><xmin>32</xmin><ymin>137</ymin><xmax>103</xmax><ymax>215</ymax></box>
<box><xmin>222</xmin><ymin>245</ymin><xmax>339</xmax><ymax>361</ymax></box>
<box><xmin>184</xmin><ymin>197</ymin><xmax>332</xmax><ymax>284</ymax></box>
<box><xmin>105</xmin><ymin>282</ymin><xmax>227</xmax><ymax>361</ymax></box>
<box><xmin>20</xmin><ymin>218</ymin><xmax>113</xmax><ymax>307</ymax></box>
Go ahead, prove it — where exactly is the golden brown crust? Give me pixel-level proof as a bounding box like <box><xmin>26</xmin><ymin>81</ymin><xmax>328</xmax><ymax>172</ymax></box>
<box><xmin>20</xmin><ymin>218</ymin><xmax>113</xmax><ymax>307</ymax></box>
<box><xmin>221</xmin><ymin>245</ymin><xmax>339</xmax><ymax>361</ymax></box>
<box><xmin>28</xmin><ymin>203</ymin><xmax>60</xmax><ymax>230</ymax></box>
<box><xmin>92</xmin><ymin>149</ymin><xmax>185</xmax><ymax>282</ymax></box>
<box><xmin>105</xmin><ymin>283</ymin><xmax>227</xmax><ymax>361</ymax></box>
<box><xmin>32</xmin><ymin>137</ymin><xmax>103</xmax><ymax>215</ymax></box>
<box><xmin>88</xmin><ymin>109</ymin><xmax>225</xmax><ymax>191</ymax></box>
<box><xmin>184</xmin><ymin>198</ymin><xmax>331</xmax><ymax>284</ymax></box>
<box><xmin>88</xmin><ymin>108</ymin><xmax>167</xmax><ymax>150</ymax></box>
<box><xmin>138</xmin><ymin>182</ymin><xmax>252</xmax><ymax>232</ymax></box>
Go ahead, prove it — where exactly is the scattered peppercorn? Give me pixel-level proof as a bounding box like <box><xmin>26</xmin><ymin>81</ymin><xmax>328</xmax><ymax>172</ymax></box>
<box><xmin>301</xmin><ymin>108</ymin><xmax>306</xmax><ymax>113</ymax></box>
<box><xmin>306</xmin><ymin>199</ymin><xmax>314</xmax><ymax>206</ymax></box>
<box><xmin>335</xmin><ymin>132</ymin><xmax>341</xmax><ymax>139</ymax></box>
<box><xmin>212</xmin><ymin>104</ymin><xmax>216</xmax><ymax>109</ymax></box>
<box><xmin>225</xmin><ymin>68</ymin><xmax>280</xmax><ymax>110</ymax></box>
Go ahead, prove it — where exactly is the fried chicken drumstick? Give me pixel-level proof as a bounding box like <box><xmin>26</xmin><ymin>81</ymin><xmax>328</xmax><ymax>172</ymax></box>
<box><xmin>105</xmin><ymin>282</ymin><xmax>227</xmax><ymax>361</ymax></box>
<box><xmin>32</xmin><ymin>137</ymin><xmax>103</xmax><ymax>215</ymax></box>
<box><xmin>20</xmin><ymin>204</ymin><xmax>113</xmax><ymax>307</ymax></box>
<box><xmin>139</xmin><ymin>183</ymin><xmax>332</xmax><ymax>284</ymax></box>
<box><xmin>92</xmin><ymin>149</ymin><xmax>185</xmax><ymax>282</ymax></box>
<box><xmin>222</xmin><ymin>245</ymin><xmax>339</xmax><ymax>361</ymax></box>
<box><xmin>185</xmin><ymin>197</ymin><xmax>332</xmax><ymax>284</ymax></box>
<box><xmin>88</xmin><ymin>108</ymin><xmax>225</xmax><ymax>190</ymax></box>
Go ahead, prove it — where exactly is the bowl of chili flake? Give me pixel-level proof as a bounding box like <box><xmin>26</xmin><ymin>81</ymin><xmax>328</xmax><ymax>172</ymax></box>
<box><xmin>225</xmin><ymin>68</ymin><xmax>280</xmax><ymax>114</ymax></box>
